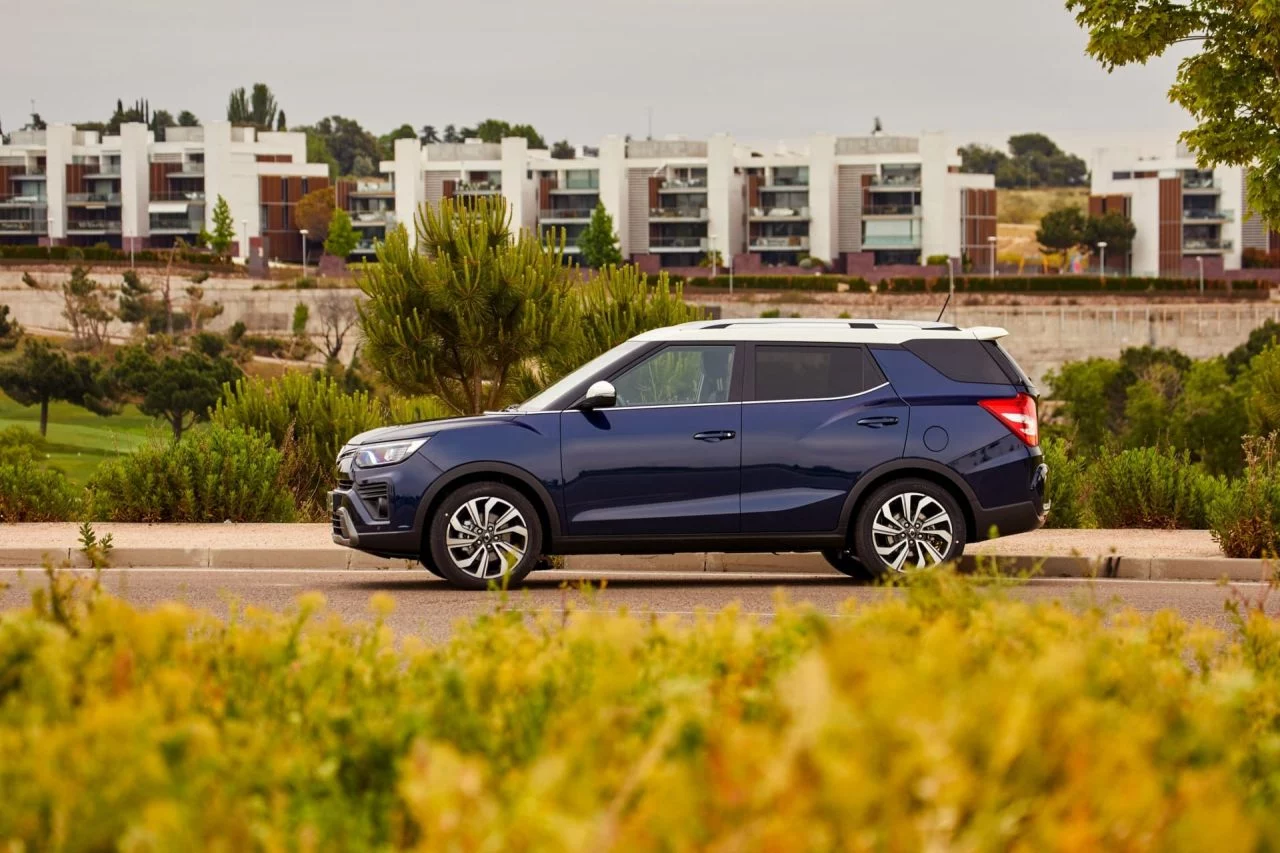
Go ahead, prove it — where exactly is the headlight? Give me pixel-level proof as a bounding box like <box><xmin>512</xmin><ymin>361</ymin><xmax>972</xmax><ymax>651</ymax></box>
<box><xmin>353</xmin><ymin>438</ymin><xmax>429</xmax><ymax>468</ymax></box>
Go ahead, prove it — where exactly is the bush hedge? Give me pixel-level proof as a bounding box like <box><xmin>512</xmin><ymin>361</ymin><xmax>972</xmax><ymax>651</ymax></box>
<box><xmin>1210</xmin><ymin>434</ymin><xmax>1280</xmax><ymax>558</ymax></box>
<box><xmin>85</xmin><ymin>424</ymin><xmax>295</xmax><ymax>522</ymax></box>
<box><xmin>213</xmin><ymin>374</ymin><xmax>450</xmax><ymax>518</ymax></box>
<box><xmin>5</xmin><ymin>569</ymin><xmax>1280</xmax><ymax>848</ymax></box>
<box><xmin>0</xmin><ymin>428</ymin><xmax>81</xmax><ymax>522</ymax></box>
<box><xmin>0</xmin><ymin>244</ymin><xmax>228</xmax><ymax>266</ymax></box>
<box><xmin>1086</xmin><ymin>446</ymin><xmax>1220</xmax><ymax>529</ymax></box>
<box><xmin>679</xmin><ymin>274</ymin><xmax>1269</xmax><ymax>294</ymax></box>
<box><xmin>1040</xmin><ymin>436</ymin><xmax>1092</xmax><ymax>529</ymax></box>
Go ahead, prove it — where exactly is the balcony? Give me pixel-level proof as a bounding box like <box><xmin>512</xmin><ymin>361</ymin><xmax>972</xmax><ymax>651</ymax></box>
<box><xmin>10</xmin><ymin>169</ymin><xmax>46</xmax><ymax>179</ymax></box>
<box><xmin>456</xmin><ymin>181</ymin><xmax>501</xmax><ymax>195</ymax></box>
<box><xmin>350</xmin><ymin>182</ymin><xmax>394</xmax><ymax>197</ymax></box>
<box><xmin>0</xmin><ymin>194</ymin><xmax>46</xmax><ymax>207</ymax></box>
<box><xmin>861</xmin><ymin>233</ymin><xmax>922</xmax><ymax>248</ymax></box>
<box><xmin>749</xmin><ymin>206</ymin><xmax>810</xmax><ymax>221</ymax></box>
<box><xmin>864</xmin><ymin>203</ymin><xmax>921</xmax><ymax>217</ymax></box>
<box><xmin>651</xmin><ymin>206</ymin><xmax>709</xmax><ymax>221</ymax></box>
<box><xmin>350</xmin><ymin>210</ymin><xmax>396</xmax><ymax>228</ymax></box>
<box><xmin>67</xmin><ymin>220</ymin><xmax>122</xmax><ymax>234</ymax></box>
<box><xmin>870</xmin><ymin>171</ymin><xmax>922</xmax><ymax>189</ymax></box>
<box><xmin>649</xmin><ymin>235</ymin><xmax>708</xmax><ymax>250</ymax></box>
<box><xmin>749</xmin><ymin>236</ymin><xmax>810</xmax><ymax>251</ymax></box>
<box><xmin>149</xmin><ymin>216</ymin><xmax>200</xmax><ymax>234</ymax></box>
<box><xmin>170</xmin><ymin>166</ymin><xmax>205</xmax><ymax>178</ymax></box>
<box><xmin>86</xmin><ymin>165</ymin><xmax>122</xmax><ymax>178</ymax></box>
<box><xmin>540</xmin><ymin>208</ymin><xmax>594</xmax><ymax>222</ymax></box>
<box><xmin>353</xmin><ymin>239</ymin><xmax>380</xmax><ymax>254</ymax></box>
<box><xmin>1183</xmin><ymin>208</ymin><xmax>1234</xmax><ymax>222</ymax></box>
<box><xmin>1183</xmin><ymin>175</ymin><xmax>1221</xmax><ymax>192</ymax></box>
<box><xmin>1184</xmin><ymin>237</ymin><xmax>1233</xmax><ymax>252</ymax></box>
<box><xmin>67</xmin><ymin>192</ymin><xmax>122</xmax><ymax>205</ymax></box>
<box><xmin>150</xmin><ymin>190</ymin><xmax>206</xmax><ymax>203</ymax></box>
<box><xmin>659</xmin><ymin>177</ymin><xmax>707</xmax><ymax>191</ymax></box>
<box><xmin>0</xmin><ymin>218</ymin><xmax>48</xmax><ymax>235</ymax></box>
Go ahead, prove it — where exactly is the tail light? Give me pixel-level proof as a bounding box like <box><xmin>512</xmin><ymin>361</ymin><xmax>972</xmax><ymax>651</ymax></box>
<box><xmin>980</xmin><ymin>393</ymin><xmax>1039</xmax><ymax>446</ymax></box>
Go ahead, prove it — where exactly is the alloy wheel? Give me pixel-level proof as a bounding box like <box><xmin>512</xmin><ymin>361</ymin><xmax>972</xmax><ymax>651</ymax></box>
<box><xmin>870</xmin><ymin>491</ymin><xmax>954</xmax><ymax>572</ymax></box>
<box><xmin>445</xmin><ymin>496</ymin><xmax>529</xmax><ymax>580</ymax></box>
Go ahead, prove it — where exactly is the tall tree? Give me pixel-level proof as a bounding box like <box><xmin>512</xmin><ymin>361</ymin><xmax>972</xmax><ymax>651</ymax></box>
<box><xmin>420</xmin><ymin>125</ymin><xmax>440</xmax><ymax>144</ymax></box>
<box><xmin>378</xmin><ymin>124</ymin><xmax>418</xmax><ymax>160</ymax></box>
<box><xmin>24</xmin><ymin>113</ymin><xmax>46</xmax><ymax>131</ymax></box>
<box><xmin>0</xmin><ymin>340</ymin><xmax>114</xmax><ymax>436</ymax></box>
<box><xmin>299</xmin><ymin>116</ymin><xmax>379</xmax><ymax>176</ymax></box>
<box><xmin>1083</xmin><ymin>212</ymin><xmax>1137</xmax><ymax>262</ymax></box>
<box><xmin>210</xmin><ymin>195</ymin><xmax>236</xmax><ymax>257</ymax></box>
<box><xmin>1067</xmin><ymin>0</ymin><xmax>1280</xmax><ymax>223</ymax></box>
<box><xmin>304</xmin><ymin>130</ymin><xmax>339</xmax><ymax>179</ymax></box>
<box><xmin>226</xmin><ymin>87</ymin><xmax>251</xmax><ymax>125</ymax></box>
<box><xmin>276</xmin><ymin>111</ymin><xmax>287</xmax><ymax>131</ymax></box>
<box><xmin>295</xmin><ymin>187</ymin><xmax>336</xmax><ymax>243</ymax></box>
<box><xmin>324</xmin><ymin>208</ymin><xmax>359</xmax><ymax>259</ymax></box>
<box><xmin>60</xmin><ymin>267</ymin><xmax>115</xmax><ymax>351</ymax></box>
<box><xmin>249</xmin><ymin>83</ymin><xmax>278</xmax><ymax>131</ymax></box>
<box><xmin>550</xmin><ymin>140</ymin><xmax>576</xmax><ymax>159</ymax></box>
<box><xmin>472</xmin><ymin>118</ymin><xmax>546</xmax><ymax>149</ymax></box>
<box><xmin>177</xmin><ymin>110</ymin><xmax>199</xmax><ymax>127</ymax></box>
<box><xmin>442</xmin><ymin>124</ymin><xmax>460</xmax><ymax>143</ymax></box>
<box><xmin>0</xmin><ymin>304</ymin><xmax>21</xmax><ymax>350</ymax></box>
<box><xmin>1036</xmin><ymin>207</ymin><xmax>1087</xmax><ymax>263</ymax></box>
<box><xmin>958</xmin><ymin>143</ymin><xmax>1009</xmax><ymax>176</ymax></box>
<box><xmin>111</xmin><ymin>342</ymin><xmax>242</xmax><ymax>440</ymax></box>
<box><xmin>357</xmin><ymin>197</ymin><xmax>575</xmax><ymax>415</ymax></box>
<box><xmin>576</xmin><ymin>202</ymin><xmax>625</xmax><ymax>268</ymax></box>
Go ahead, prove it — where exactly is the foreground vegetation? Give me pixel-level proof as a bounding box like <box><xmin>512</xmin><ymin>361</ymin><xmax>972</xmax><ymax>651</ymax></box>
<box><xmin>0</xmin><ymin>567</ymin><xmax>1277</xmax><ymax>849</ymax></box>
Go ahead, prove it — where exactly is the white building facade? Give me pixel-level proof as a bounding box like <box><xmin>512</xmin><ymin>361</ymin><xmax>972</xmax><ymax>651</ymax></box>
<box><xmin>381</xmin><ymin>132</ymin><xmax>997</xmax><ymax>274</ymax></box>
<box><xmin>1090</xmin><ymin>143</ymin><xmax>1252</xmax><ymax>277</ymax></box>
<box><xmin>0</xmin><ymin>121</ymin><xmax>329</xmax><ymax>262</ymax></box>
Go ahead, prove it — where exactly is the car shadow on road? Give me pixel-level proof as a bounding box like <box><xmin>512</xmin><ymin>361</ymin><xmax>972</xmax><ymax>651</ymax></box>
<box><xmin>333</xmin><ymin>575</ymin><xmax>863</xmax><ymax>593</ymax></box>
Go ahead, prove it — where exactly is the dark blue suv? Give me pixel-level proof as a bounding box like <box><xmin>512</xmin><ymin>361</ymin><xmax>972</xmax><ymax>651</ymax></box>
<box><xmin>331</xmin><ymin>319</ymin><xmax>1048</xmax><ymax>589</ymax></box>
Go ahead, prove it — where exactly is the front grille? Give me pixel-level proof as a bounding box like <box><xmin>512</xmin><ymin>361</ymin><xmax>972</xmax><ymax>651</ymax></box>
<box><xmin>337</xmin><ymin>475</ymin><xmax>353</xmax><ymax>490</ymax></box>
<box><xmin>331</xmin><ymin>512</ymin><xmax>343</xmax><ymax>537</ymax></box>
<box><xmin>356</xmin><ymin>481</ymin><xmax>391</xmax><ymax>520</ymax></box>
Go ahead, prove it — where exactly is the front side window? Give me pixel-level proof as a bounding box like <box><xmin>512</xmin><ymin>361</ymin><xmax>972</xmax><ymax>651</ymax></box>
<box><xmin>612</xmin><ymin>345</ymin><xmax>736</xmax><ymax>407</ymax></box>
<box><xmin>753</xmin><ymin>345</ymin><xmax>883</xmax><ymax>402</ymax></box>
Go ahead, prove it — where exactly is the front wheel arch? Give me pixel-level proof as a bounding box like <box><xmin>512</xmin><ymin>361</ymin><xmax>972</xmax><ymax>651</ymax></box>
<box><xmin>415</xmin><ymin>462</ymin><xmax>561</xmax><ymax>558</ymax></box>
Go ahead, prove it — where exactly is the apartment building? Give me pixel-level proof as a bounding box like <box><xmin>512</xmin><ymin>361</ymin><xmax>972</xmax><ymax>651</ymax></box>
<box><xmin>384</xmin><ymin>132</ymin><xmax>997</xmax><ymax>274</ymax></box>
<box><xmin>0</xmin><ymin>121</ymin><xmax>328</xmax><ymax>263</ymax></box>
<box><xmin>335</xmin><ymin>176</ymin><xmax>396</xmax><ymax>259</ymax></box>
<box><xmin>1090</xmin><ymin>144</ymin><xmax>1251</xmax><ymax>277</ymax></box>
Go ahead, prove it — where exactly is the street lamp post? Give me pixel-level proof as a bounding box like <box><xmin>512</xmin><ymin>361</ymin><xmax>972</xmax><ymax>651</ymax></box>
<box><xmin>987</xmin><ymin>235</ymin><xmax>997</xmax><ymax>278</ymax></box>
<box><xmin>947</xmin><ymin>257</ymin><xmax>955</xmax><ymax>318</ymax></box>
<box><xmin>1197</xmin><ymin>256</ymin><xmax>1205</xmax><ymax>295</ymax></box>
<box><xmin>1097</xmin><ymin>241</ymin><xmax>1108</xmax><ymax>280</ymax></box>
<box><xmin>300</xmin><ymin>228</ymin><xmax>309</xmax><ymax>280</ymax></box>
<box><xmin>708</xmin><ymin>232</ymin><xmax>718</xmax><ymax>279</ymax></box>
<box><xmin>242</xmin><ymin>219</ymin><xmax>248</xmax><ymax>262</ymax></box>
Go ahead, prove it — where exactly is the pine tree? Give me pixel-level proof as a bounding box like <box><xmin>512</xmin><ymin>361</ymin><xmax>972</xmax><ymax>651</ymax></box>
<box><xmin>0</xmin><ymin>340</ymin><xmax>114</xmax><ymax>435</ymax></box>
<box><xmin>358</xmin><ymin>197</ymin><xmax>575</xmax><ymax>415</ymax></box>
<box><xmin>576</xmin><ymin>202</ymin><xmax>624</xmax><ymax>268</ymax></box>
<box><xmin>324</xmin><ymin>209</ymin><xmax>359</xmax><ymax>259</ymax></box>
<box><xmin>210</xmin><ymin>195</ymin><xmax>235</xmax><ymax>257</ymax></box>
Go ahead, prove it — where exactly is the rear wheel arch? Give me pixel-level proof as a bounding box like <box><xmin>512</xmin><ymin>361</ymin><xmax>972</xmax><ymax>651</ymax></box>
<box><xmin>840</xmin><ymin>459</ymin><xmax>977</xmax><ymax>543</ymax></box>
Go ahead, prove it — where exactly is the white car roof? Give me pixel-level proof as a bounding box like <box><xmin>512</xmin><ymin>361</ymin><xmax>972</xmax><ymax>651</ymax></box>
<box><xmin>631</xmin><ymin>318</ymin><xmax>1009</xmax><ymax>345</ymax></box>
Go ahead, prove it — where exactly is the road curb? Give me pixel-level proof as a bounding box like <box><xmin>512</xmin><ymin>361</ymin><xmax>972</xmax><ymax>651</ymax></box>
<box><xmin>0</xmin><ymin>545</ymin><xmax>1271</xmax><ymax>582</ymax></box>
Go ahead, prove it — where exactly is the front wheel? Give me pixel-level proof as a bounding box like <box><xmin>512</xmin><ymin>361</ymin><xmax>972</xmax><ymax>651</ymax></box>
<box><xmin>854</xmin><ymin>479</ymin><xmax>966</xmax><ymax>576</ymax></box>
<box><xmin>428</xmin><ymin>482</ymin><xmax>543</xmax><ymax>590</ymax></box>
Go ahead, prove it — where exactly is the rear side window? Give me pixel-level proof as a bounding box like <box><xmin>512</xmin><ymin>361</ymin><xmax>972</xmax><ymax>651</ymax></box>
<box><xmin>753</xmin><ymin>345</ymin><xmax>884</xmax><ymax>401</ymax></box>
<box><xmin>902</xmin><ymin>339</ymin><xmax>1011</xmax><ymax>385</ymax></box>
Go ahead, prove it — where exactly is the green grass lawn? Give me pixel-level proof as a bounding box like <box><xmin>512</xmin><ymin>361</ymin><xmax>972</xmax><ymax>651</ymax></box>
<box><xmin>0</xmin><ymin>392</ymin><xmax>156</xmax><ymax>485</ymax></box>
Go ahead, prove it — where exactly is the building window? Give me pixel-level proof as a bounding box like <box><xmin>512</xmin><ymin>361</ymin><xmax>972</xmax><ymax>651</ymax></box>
<box><xmin>1112</xmin><ymin>171</ymin><xmax>1132</xmax><ymax>180</ymax></box>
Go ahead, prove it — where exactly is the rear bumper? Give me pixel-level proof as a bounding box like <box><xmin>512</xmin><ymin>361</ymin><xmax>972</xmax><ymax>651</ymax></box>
<box><xmin>971</xmin><ymin>461</ymin><xmax>1049</xmax><ymax>541</ymax></box>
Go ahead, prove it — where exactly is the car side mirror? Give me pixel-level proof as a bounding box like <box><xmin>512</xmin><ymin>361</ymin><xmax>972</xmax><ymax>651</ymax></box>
<box><xmin>579</xmin><ymin>380</ymin><xmax>617</xmax><ymax>410</ymax></box>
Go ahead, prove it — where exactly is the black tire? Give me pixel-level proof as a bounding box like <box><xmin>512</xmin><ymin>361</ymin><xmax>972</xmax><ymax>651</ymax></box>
<box><xmin>418</xmin><ymin>554</ymin><xmax>446</xmax><ymax>579</ymax></box>
<box><xmin>854</xmin><ymin>478</ymin><xmax>966</xmax><ymax>577</ymax></box>
<box><xmin>428</xmin><ymin>482</ymin><xmax>543</xmax><ymax>591</ymax></box>
<box><xmin>821</xmin><ymin>548</ymin><xmax>875</xmax><ymax>582</ymax></box>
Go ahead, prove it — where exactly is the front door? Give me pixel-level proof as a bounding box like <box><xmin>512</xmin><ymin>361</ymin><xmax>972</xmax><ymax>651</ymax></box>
<box><xmin>561</xmin><ymin>343</ymin><xmax>742</xmax><ymax>538</ymax></box>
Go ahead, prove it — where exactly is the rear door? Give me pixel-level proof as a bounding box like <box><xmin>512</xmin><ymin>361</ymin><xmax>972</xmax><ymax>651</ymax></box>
<box><xmin>740</xmin><ymin>343</ymin><xmax>908</xmax><ymax>534</ymax></box>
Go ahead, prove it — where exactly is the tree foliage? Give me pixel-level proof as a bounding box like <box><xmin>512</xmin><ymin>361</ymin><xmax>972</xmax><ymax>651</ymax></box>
<box><xmin>1036</xmin><ymin>207</ymin><xmax>1087</xmax><ymax>257</ymax></box>
<box><xmin>298</xmin><ymin>116</ymin><xmax>380</xmax><ymax>177</ymax></box>
<box><xmin>1083</xmin><ymin>212</ymin><xmax>1137</xmax><ymax>258</ymax></box>
<box><xmin>210</xmin><ymin>195</ymin><xmax>235</xmax><ymax>257</ymax></box>
<box><xmin>226</xmin><ymin>83</ymin><xmax>280</xmax><ymax>131</ymax></box>
<box><xmin>0</xmin><ymin>340</ymin><xmax>114</xmax><ymax>436</ymax></box>
<box><xmin>576</xmin><ymin>202</ymin><xmax>624</xmax><ymax>268</ymax></box>
<box><xmin>959</xmin><ymin>133</ymin><xmax>1087</xmax><ymax>188</ymax></box>
<box><xmin>324</xmin><ymin>208</ymin><xmax>359</xmax><ymax>259</ymax></box>
<box><xmin>358</xmin><ymin>196</ymin><xmax>574</xmax><ymax>415</ymax></box>
<box><xmin>471</xmin><ymin>119</ymin><xmax>546</xmax><ymax>149</ymax></box>
<box><xmin>0</xmin><ymin>304</ymin><xmax>22</xmax><ymax>351</ymax></box>
<box><xmin>111</xmin><ymin>340</ymin><xmax>242</xmax><ymax>440</ymax></box>
<box><xmin>177</xmin><ymin>110</ymin><xmax>199</xmax><ymax>127</ymax></box>
<box><xmin>550</xmin><ymin>140</ymin><xmax>575</xmax><ymax>159</ymax></box>
<box><xmin>294</xmin><ymin>187</ymin><xmax>336</xmax><ymax>243</ymax></box>
<box><xmin>60</xmin><ymin>267</ymin><xmax>115</xmax><ymax>351</ymax></box>
<box><xmin>378</xmin><ymin>124</ymin><xmax>418</xmax><ymax>161</ymax></box>
<box><xmin>1066</xmin><ymin>0</ymin><xmax>1280</xmax><ymax>225</ymax></box>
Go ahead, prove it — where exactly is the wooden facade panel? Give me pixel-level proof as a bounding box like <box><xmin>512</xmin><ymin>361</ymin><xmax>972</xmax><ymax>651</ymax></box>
<box><xmin>1158</xmin><ymin>178</ymin><xmax>1182</xmax><ymax>276</ymax></box>
<box><xmin>648</xmin><ymin>177</ymin><xmax>661</xmax><ymax>209</ymax></box>
<box><xmin>65</xmin><ymin>164</ymin><xmax>88</xmax><ymax>195</ymax></box>
<box><xmin>747</xmin><ymin>173</ymin><xmax>761</xmax><ymax>209</ymax></box>
<box><xmin>335</xmin><ymin>179</ymin><xmax>353</xmax><ymax>210</ymax></box>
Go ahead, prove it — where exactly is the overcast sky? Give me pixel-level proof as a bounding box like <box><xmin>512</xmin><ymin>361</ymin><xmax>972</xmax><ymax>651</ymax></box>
<box><xmin>4</xmin><ymin>0</ymin><xmax>1193</xmax><ymax>157</ymax></box>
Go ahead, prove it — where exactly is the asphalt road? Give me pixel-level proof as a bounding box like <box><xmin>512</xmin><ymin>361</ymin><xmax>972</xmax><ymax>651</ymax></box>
<box><xmin>1</xmin><ymin>567</ymin><xmax>1273</xmax><ymax>642</ymax></box>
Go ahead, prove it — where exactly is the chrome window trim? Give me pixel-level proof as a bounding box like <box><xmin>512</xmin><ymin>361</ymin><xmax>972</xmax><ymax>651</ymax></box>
<box><xmin>743</xmin><ymin>381</ymin><xmax>891</xmax><ymax>406</ymax></box>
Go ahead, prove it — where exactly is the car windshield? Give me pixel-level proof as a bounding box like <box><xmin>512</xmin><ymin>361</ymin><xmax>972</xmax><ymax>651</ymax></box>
<box><xmin>516</xmin><ymin>341</ymin><xmax>646</xmax><ymax>412</ymax></box>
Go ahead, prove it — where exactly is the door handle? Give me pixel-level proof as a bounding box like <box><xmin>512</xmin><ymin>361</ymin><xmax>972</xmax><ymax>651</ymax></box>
<box><xmin>856</xmin><ymin>416</ymin><xmax>900</xmax><ymax>429</ymax></box>
<box><xmin>693</xmin><ymin>430</ymin><xmax>737</xmax><ymax>442</ymax></box>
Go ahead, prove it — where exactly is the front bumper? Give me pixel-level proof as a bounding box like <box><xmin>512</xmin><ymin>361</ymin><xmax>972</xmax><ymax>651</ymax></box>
<box><xmin>329</xmin><ymin>488</ymin><xmax>422</xmax><ymax>556</ymax></box>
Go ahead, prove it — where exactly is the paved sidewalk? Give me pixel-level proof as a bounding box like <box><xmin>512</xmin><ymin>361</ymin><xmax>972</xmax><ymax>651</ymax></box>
<box><xmin>0</xmin><ymin>524</ymin><xmax>1264</xmax><ymax>581</ymax></box>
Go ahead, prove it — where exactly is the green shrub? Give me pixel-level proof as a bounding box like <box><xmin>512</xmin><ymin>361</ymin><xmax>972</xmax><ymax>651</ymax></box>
<box><xmin>86</xmin><ymin>424</ymin><xmax>295</xmax><ymax>522</ymax></box>
<box><xmin>1041</xmin><ymin>436</ymin><xmax>1091</xmax><ymax>528</ymax></box>
<box><xmin>0</xmin><ymin>244</ymin><xmax>228</xmax><ymax>266</ymax></box>
<box><xmin>7</xmin><ymin>569</ymin><xmax>1280</xmax><ymax>848</ymax></box>
<box><xmin>0</xmin><ymin>427</ymin><xmax>80</xmax><ymax>522</ymax></box>
<box><xmin>213</xmin><ymin>373</ymin><xmax>449</xmax><ymax>517</ymax></box>
<box><xmin>1087</xmin><ymin>446</ymin><xmax>1219</xmax><ymax>528</ymax></box>
<box><xmin>1210</xmin><ymin>434</ymin><xmax>1280</xmax><ymax>558</ymax></box>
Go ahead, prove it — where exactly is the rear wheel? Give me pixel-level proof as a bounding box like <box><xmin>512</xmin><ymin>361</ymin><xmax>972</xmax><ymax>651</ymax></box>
<box><xmin>854</xmin><ymin>479</ymin><xmax>966</xmax><ymax>577</ymax></box>
<box><xmin>821</xmin><ymin>548</ymin><xmax>875</xmax><ymax>582</ymax></box>
<box><xmin>428</xmin><ymin>482</ymin><xmax>543</xmax><ymax>591</ymax></box>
